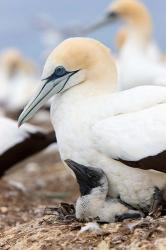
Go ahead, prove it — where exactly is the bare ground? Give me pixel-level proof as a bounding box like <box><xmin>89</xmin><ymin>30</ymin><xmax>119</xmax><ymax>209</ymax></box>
<box><xmin>0</xmin><ymin>147</ymin><xmax>166</xmax><ymax>250</ymax></box>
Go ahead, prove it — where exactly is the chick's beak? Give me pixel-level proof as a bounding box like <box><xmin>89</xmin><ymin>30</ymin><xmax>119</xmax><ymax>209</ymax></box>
<box><xmin>65</xmin><ymin>159</ymin><xmax>93</xmax><ymax>196</ymax></box>
<box><xmin>65</xmin><ymin>160</ymin><xmax>102</xmax><ymax>196</ymax></box>
<box><xmin>65</xmin><ymin>160</ymin><xmax>88</xmax><ymax>180</ymax></box>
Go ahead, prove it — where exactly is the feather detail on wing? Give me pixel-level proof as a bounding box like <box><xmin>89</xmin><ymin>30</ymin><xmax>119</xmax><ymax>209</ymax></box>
<box><xmin>92</xmin><ymin>102</ymin><xmax>166</xmax><ymax>172</ymax></box>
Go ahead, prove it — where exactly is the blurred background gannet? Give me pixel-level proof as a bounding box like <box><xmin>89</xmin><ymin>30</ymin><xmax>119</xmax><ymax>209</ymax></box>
<box><xmin>83</xmin><ymin>0</ymin><xmax>166</xmax><ymax>89</ymax></box>
<box><xmin>0</xmin><ymin>117</ymin><xmax>56</xmax><ymax>176</ymax></box>
<box><xmin>65</xmin><ymin>160</ymin><xmax>142</xmax><ymax>222</ymax></box>
<box><xmin>18</xmin><ymin>37</ymin><xmax>166</xmax><ymax>215</ymax></box>
<box><xmin>0</xmin><ymin>49</ymin><xmax>39</xmax><ymax>114</ymax></box>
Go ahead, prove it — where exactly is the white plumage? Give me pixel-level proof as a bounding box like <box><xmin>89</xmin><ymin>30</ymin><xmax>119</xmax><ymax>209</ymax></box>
<box><xmin>117</xmin><ymin>41</ymin><xmax>166</xmax><ymax>89</ymax></box>
<box><xmin>50</xmin><ymin>85</ymin><xmax>166</xmax><ymax>206</ymax></box>
<box><xmin>93</xmin><ymin>102</ymin><xmax>166</xmax><ymax>161</ymax></box>
<box><xmin>18</xmin><ymin>37</ymin><xmax>166</xmax><ymax>212</ymax></box>
<box><xmin>85</xmin><ymin>0</ymin><xmax>166</xmax><ymax>89</ymax></box>
<box><xmin>0</xmin><ymin>117</ymin><xmax>43</xmax><ymax>155</ymax></box>
<box><xmin>0</xmin><ymin>117</ymin><xmax>55</xmax><ymax>176</ymax></box>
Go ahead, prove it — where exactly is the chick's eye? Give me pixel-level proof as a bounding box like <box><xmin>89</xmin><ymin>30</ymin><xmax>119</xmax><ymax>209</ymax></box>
<box><xmin>87</xmin><ymin>172</ymin><xmax>94</xmax><ymax>179</ymax></box>
<box><xmin>55</xmin><ymin>66</ymin><xmax>66</xmax><ymax>77</ymax></box>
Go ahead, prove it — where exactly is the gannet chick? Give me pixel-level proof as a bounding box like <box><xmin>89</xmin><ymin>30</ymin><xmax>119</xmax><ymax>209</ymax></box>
<box><xmin>18</xmin><ymin>37</ymin><xmax>166</xmax><ymax>214</ymax></box>
<box><xmin>65</xmin><ymin>160</ymin><xmax>142</xmax><ymax>222</ymax></box>
<box><xmin>84</xmin><ymin>0</ymin><xmax>166</xmax><ymax>89</ymax></box>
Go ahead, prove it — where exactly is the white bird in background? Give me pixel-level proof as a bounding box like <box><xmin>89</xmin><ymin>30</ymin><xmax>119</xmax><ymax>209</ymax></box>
<box><xmin>83</xmin><ymin>0</ymin><xmax>166</xmax><ymax>89</ymax></box>
<box><xmin>0</xmin><ymin>117</ymin><xmax>56</xmax><ymax>176</ymax></box>
<box><xmin>18</xmin><ymin>38</ymin><xmax>166</xmax><ymax>216</ymax></box>
<box><xmin>66</xmin><ymin>160</ymin><xmax>142</xmax><ymax>222</ymax></box>
<box><xmin>0</xmin><ymin>49</ymin><xmax>39</xmax><ymax>113</ymax></box>
<box><xmin>35</xmin><ymin>14</ymin><xmax>85</xmax><ymax>59</ymax></box>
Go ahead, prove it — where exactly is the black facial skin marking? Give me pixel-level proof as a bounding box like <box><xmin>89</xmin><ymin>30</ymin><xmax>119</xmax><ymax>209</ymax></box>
<box><xmin>43</xmin><ymin>66</ymin><xmax>70</xmax><ymax>84</ymax></box>
<box><xmin>57</xmin><ymin>70</ymin><xmax>80</xmax><ymax>93</ymax></box>
<box><xmin>37</xmin><ymin>67</ymin><xmax>78</xmax><ymax>105</ymax></box>
<box><xmin>27</xmin><ymin>66</ymin><xmax>69</xmax><ymax>111</ymax></box>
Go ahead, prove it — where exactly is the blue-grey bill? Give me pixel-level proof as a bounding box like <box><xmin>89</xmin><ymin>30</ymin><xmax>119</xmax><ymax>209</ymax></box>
<box><xmin>18</xmin><ymin>76</ymin><xmax>68</xmax><ymax>126</ymax></box>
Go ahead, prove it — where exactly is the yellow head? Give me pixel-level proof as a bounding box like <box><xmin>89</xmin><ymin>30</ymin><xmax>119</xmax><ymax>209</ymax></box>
<box><xmin>18</xmin><ymin>37</ymin><xmax>117</xmax><ymax>126</ymax></box>
<box><xmin>43</xmin><ymin>37</ymin><xmax>116</xmax><ymax>82</ymax></box>
<box><xmin>84</xmin><ymin>0</ymin><xmax>152</xmax><ymax>40</ymax></box>
<box><xmin>0</xmin><ymin>49</ymin><xmax>23</xmax><ymax>76</ymax></box>
<box><xmin>107</xmin><ymin>0</ymin><xmax>152</xmax><ymax>36</ymax></box>
<box><xmin>0</xmin><ymin>49</ymin><xmax>37</xmax><ymax>76</ymax></box>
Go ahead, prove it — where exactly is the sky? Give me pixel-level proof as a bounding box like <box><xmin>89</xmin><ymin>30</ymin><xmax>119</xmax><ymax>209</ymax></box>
<box><xmin>0</xmin><ymin>0</ymin><xmax>165</xmax><ymax>63</ymax></box>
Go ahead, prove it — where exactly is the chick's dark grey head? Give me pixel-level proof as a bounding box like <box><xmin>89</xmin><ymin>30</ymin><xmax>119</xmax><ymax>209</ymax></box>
<box><xmin>65</xmin><ymin>159</ymin><xmax>106</xmax><ymax>196</ymax></box>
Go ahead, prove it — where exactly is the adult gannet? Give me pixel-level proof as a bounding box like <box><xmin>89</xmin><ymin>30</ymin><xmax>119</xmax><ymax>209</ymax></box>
<box><xmin>18</xmin><ymin>37</ymin><xmax>166</xmax><ymax>213</ymax></box>
<box><xmin>65</xmin><ymin>160</ymin><xmax>142</xmax><ymax>222</ymax></box>
<box><xmin>83</xmin><ymin>0</ymin><xmax>166</xmax><ymax>89</ymax></box>
<box><xmin>0</xmin><ymin>117</ymin><xmax>56</xmax><ymax>176</ymax></box>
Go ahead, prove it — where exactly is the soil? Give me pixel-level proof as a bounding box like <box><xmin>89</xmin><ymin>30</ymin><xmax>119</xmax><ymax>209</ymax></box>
<box><xmin>0</xmin><ymin>132</ymin><xmax>166</xmax><ymax>249</ymax></box>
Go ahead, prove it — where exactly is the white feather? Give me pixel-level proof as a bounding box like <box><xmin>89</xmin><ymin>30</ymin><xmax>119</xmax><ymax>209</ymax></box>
<box><xmin>0</xmin><ymin>117</ymin><xmax>43</xmax><ymax>155</ymax></box>
<box><xmin>118</xmin><ymin>40</ymin><xmax>166</xmax><ymax>90</ymax></box>
<box><xmin>92</xmin><ymin>103</ymin><xmax>166</xmax><ymax>161</ymax></box>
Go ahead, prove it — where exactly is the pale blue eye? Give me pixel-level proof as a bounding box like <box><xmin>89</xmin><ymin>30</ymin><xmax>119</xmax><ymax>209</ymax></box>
<box><xmin>55</xmin><ymin>66</ymin><xmax>66</xmax><ymax>77</ymax></box>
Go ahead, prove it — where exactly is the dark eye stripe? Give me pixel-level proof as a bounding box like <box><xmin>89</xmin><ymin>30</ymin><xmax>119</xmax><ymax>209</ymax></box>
<box><xmin>42</xmin><ymin>68</ymin><xmax>80</xmax><ymax>85</ymax></box>
<box><xmin>43</xmin><ymin>67</ymin><xmax>69</xmax><ymax>84</ymax></box>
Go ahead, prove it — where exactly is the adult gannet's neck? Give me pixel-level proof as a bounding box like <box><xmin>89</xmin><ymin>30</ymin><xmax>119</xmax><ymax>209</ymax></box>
<box><xmin>125</xmin><ymin>12</ymin><xmax>152</xmax><ymax>48</ymax></box>
<box><xmin>127</xmin><ymin>28</ymin><xmax>151</xmax><ymax>47</ymax></box>
<box><xmin>51</xmin><ymin>76</ymin><xmax>117</xmax><ymax>119</ymax></box>
<box><xmin>69</xmin><ymin>79</ymin><xmax>116</xmax><ymax>99</ymax></box>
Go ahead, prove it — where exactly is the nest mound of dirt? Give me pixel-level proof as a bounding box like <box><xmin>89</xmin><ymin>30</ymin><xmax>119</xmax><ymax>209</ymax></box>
<box><xmin>0</xmin><ymin>149</ymin><xmax>166</xmax><ymax>250</ymax></box>
<box><xmin>0</xmin><ymin>212</ymin><xmax>166</xmax><ymax>250</ymax></box>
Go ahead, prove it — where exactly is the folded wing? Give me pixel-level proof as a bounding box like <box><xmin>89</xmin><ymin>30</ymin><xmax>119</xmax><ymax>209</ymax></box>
<box><xmin>92</xmin><ymin>88</ymin><xmax>166</xmax><ymax>173</ymax></box>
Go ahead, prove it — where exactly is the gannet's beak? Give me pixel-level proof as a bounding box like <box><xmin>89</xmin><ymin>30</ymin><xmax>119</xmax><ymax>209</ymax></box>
<box><xmin>65</xmin><ymin>159</ymin><xmax>102</xmax><ymax>196</ymax></box>
<box><xmin>18</xmin><ymin>70</ymin><xmax>78</xmax><ymax>127</ymax></box>
<box><xmin>82</xmin><ymin>12</ymin><xmax>118</xmax><ymax>34</ymax></box>
<box><xmin>65</xmin><ymin>160</ymin><xmax>88</xmax><ymax>180</ymax></box>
